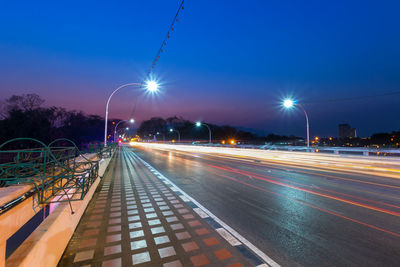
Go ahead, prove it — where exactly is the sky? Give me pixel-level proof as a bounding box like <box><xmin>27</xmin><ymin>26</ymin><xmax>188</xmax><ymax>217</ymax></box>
<box><xmin>1</xmin><ymin>0</ymin><xmax>399</xmax><ymax>137</ymax></box>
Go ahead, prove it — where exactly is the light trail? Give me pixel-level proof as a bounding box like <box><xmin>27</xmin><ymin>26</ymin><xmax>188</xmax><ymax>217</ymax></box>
<box><xmin>135</xmin><ymin>146</ymin><xmax>400</xmax><ymax>222</ymax></box>
<box><xmin>129</xmin><ymin>144</ymin><xmax>400</xmax><ymax>265</ymax></box>
<box><xmin>135</xmin><ymin>144</ymin><xmax>400</xmax><ymax>196</ymax></box>
<box><xmin>152</xmin><ymin>146</ymin><xmax>400</xmax><ymax>205</ymax></box>
<box><xmin>132</xmin><ymin>143</ymin><xmax>400</xmax><ymax>179</ymax></box>
<box><xmin>184</xmin><ymin>149</ymin><xmax>400</xmax><ymax>191</ymax></box>
<box><xmin>217</xmin><ymin>164</ymin><xmax>400</xmax><ymax>210</ymax></box>
<box><xmin>208</xmin><ymin>164</ymin><xmax>400</xmax><ymax>217</ymax></box>
<box><xmin>132</xmin><ymin>143</ymin><xmax>400</xmax><ymax>222</ymax></box>
<box><xmin>206</xmin><ymin>169</ymin><xmax>400</xmax><ymax>239</ymax></box>
<box><xmin>132</xmin><ymin>143</ymin><xmax>400</xmax><ymax>214</ymax></box>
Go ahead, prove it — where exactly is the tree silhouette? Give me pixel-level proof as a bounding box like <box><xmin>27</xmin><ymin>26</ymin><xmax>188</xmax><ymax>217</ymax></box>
<box><xmin>0</xmin><ymin>94</ymin><xmax>107</xmax><ymax>148</ymax></box>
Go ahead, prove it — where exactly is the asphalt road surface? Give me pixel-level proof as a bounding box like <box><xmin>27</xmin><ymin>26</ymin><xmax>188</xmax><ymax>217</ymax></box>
<box><xmin>129</xmin><ymin>144</ymin><xmax>400</xmax><ymax>266</ymax></box>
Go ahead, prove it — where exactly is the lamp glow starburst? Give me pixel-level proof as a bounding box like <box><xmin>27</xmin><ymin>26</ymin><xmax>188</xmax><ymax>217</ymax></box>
<box><xmin>146</xmin><ymin>81</ymin><xmax>159</xmax><ymax>92</ymax></box>
<box><xmin>283</xmin><ymin>99</ymin><xmax>294</xmax><ymax>108</ymax></box>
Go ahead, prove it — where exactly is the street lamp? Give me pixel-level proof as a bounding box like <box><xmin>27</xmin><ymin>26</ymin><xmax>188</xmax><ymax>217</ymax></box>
<box><xmin>156</xmin><ymin>132</ymin><xmax>165</xmax><ymax>141</ymax></box>
<box><xmin>283</xmin><ymin>99</ymin><xmax>294</xmax><ymax>109</ymax></box>
<box><xmin>146</xmin><ymin>81</ymin><xmax>159</xmax><ymax>92</ymax></box>
<box><xmin>282</xmin><ymin>99</ymin><xmax>310</xmax><ymax>149</ymax></box>
<box><xmin>169</xmin><ymin>128</ymin><xmax>181</xmax><ymax>142</ymax></box>
<box><xmin>114</xmin><ymin>119</ymin><xmax>135</xmax><ymax>142</ymax></box>
<box><xmin>104</xmin><ymin>80</ymin><xmax>159</xmax><ymax>147</ymax></box>
<box><xmin>195</xmin><ymin>121</ymin><xmax>212</xmax><ymax>144</ymax></box>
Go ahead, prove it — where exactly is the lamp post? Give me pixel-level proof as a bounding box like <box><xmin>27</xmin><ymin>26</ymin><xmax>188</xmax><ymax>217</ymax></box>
<box><xmin>283</xmin><ymin>99</ymin><xmax>310</xmax><ymax>149</ymax></box>
<box><xmin>114</xmin><ymin>118</ymin><xmax>135</xmax><ymax>143</ymax></box>
<box><xmin>195</xmin><ymin>121</ymin><xmax>212</xmax><ymax>144</ymax></box>
<box><xmin>156</xmin><ymin>132</ymin><xmax>165</xmax><ymax>141</ymax></box>
<box><xmin>104</xmin><ymin>81</ymin><xmax>158</xmax><ymax>147</ymax></box>
<box><xmin>169</xmin><ymin>128</ymin><xmax>181</xmax><ymax>142</ymax></box>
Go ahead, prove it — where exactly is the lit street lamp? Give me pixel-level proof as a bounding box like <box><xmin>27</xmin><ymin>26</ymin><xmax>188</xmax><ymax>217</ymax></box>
<box><xmin>156</xmin><ymin>132</ymin><xmax>165</xmax><ymax>141</ymax></box>
<box><xmin>114</xmin><ymin>119</ymin><xmax>135</xmax><ymax>142</ymax></box>
<box><xmin>169</xmin><ymin>128</ymin><xmax>181</xmax><ymax>142</ymax></box>
<box><xmin>283</xmin><ymin>99</ymin><xmax>310</xmax><ymax>149</ymax></box>
<box><xmin>104</xmin><ymin>80</ymin><xmax>158</xmax><ymax>147</ymax></box>
<box><xmin>146</xmin><ymin>81</ymin><xmax>159</xmax><ymax>92</ymax></box>
<box><xmin>195</xmin><ymin>121</ymin><xmax>212</xmax><ymax>144</ymax></box>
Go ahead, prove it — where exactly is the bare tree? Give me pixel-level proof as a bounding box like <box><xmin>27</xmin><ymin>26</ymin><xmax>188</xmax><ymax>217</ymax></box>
<box><xmin>4</xmin><ymin>93</ymin><xmax>45</xmax><ymax>114</ymax></box>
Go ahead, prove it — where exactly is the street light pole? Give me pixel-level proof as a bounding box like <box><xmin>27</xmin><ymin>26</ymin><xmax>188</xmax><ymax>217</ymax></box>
<box><xmin>104</xmin><ymin>81</ymin><xmax>159</xmax><ymax>147</ymax></box>
<box><xmin>196</xmin><ymin>122</ymin><xmax>212</xmax><ymax>144</ymax></box>
<box><xmin>169</xmin><ymin>128</ymin><xmax>181</xmax><ymax>142</ymax></box>
<box><xmin>297</xmin><ymin>104</ymin><xmax>310</xmax><ymax>149</ymax></box>
<box><xmin>114</xmin><ymin>119</ymin><xmax>135</xmax><ymax>143</ymax></box>
<box><xmin>156</xmin><ymin>132</ymin><xmax>165</xmax><ymax>141</ymax></box>
<box><xmin>104</xmin><ymin>83</ymin><xmax>140</xmax><ymax>147</ymax></box>
<box><xmin>283</xmin><ymin>99</ymin><xmax>310</xmax><ymax>149</ymax></box>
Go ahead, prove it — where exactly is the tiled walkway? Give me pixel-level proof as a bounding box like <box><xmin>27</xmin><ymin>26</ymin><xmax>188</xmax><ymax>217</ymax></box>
<box><xmin>59</xmin><ymin>147</ymin><xmax>254</xmax><ymax>266</ymax></box>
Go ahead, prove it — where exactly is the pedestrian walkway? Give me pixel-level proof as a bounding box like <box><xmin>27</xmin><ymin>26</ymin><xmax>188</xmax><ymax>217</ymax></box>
<box><xmin>59</xmin><ymin>147</ymin><xmax>256</xmax><ymax>267</ymax></box>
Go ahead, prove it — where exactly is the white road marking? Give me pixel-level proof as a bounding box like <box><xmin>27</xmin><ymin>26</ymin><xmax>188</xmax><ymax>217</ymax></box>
<box><xmin>179</xmin><ymin>195</ymin><xmax>190</xmax><ymax>202</ymax></box>
<box><xmin>193</xmin><ymin>208</ymin><xmax>209</xmax><ymax>218</ymax></box>
<box><xmin>216</xmin><ymin>228</ymin><xmax>241</xmax><ymax>246</ymax></box>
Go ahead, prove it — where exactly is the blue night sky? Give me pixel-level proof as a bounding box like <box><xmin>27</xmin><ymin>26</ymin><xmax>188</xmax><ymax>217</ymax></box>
<box><xmin>1</xmin><ymin>0</ymin><xmax>399</xmax><ymax>137</ymax></box>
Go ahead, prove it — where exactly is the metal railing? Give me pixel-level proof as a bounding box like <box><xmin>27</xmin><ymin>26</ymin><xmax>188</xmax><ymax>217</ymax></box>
<box><xmin>83</xmin><ymin>143</ymin><xmax>117</xmax><ymax>159</ymax></box>
<box><xmin>0</xmin><ymin>138</ymin><xmax>115</xmax><ymax>208</ymax></box>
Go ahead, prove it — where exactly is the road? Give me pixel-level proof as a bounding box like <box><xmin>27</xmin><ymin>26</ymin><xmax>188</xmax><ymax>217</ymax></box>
<box><xmin>129</xmin><ymin>143</ymin><xmax>400</xmax><ymax>266</ymax></box>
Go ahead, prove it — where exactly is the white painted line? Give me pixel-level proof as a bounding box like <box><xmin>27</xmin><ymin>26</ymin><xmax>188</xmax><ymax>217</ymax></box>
<box><xmin>179</xmin><ymin>195</ymin><xmax>190</xmax><ymax>202</ymax></box>
<box><xmin>216</xmin><ymin>228</ymin><xmax>241</xmax><ymax>246</ymax></box>
<box><xmin>193</xmin><ymin>208</ymin><xmax>209</xmax><ymax>218</ymax></box>
<box><xmin>135</xmin><ymin>154</ymin><xmax>280</xmax><ymax>267</ymax></box>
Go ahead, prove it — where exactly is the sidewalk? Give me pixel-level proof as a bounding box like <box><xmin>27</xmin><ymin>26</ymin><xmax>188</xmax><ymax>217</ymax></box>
<box><xmin>59</xmin><ymin>147</ymin><xmax>261</xmax><ymax>266</ymax></box>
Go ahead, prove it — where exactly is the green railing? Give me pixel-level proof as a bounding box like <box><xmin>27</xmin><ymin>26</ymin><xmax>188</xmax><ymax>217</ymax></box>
<box><xmin>0</xmin><ymin>138</ymin><xmax>115</xmax><ymax>208</ymax></box>
<box><xmin>84</xmin><ymin>143</ymin><xmax>117</xmax><ymax>159</ymax></box>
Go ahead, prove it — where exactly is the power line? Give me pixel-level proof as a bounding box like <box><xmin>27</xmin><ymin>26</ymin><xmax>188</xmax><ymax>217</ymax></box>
<box><xmin>130</xmin><ymin>0</ymin><xmax>185</xmax><ymax>119</ymax></box>
<box><xmin>145</xmin><ymin>0</ymin><xmax>185</xmax><ymax>79</ymax></box>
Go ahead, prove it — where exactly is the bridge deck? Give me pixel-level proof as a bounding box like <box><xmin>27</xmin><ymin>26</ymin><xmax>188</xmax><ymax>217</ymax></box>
<box><xmin>59</xmin><ymin>147</ymin><xmax>253</xmax><ymax>266</ymax></box>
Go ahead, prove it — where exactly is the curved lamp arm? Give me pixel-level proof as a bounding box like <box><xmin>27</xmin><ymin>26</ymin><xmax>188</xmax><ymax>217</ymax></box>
<box><xmin>202</xmin><ymin>123</ymin><xmax>212</xmax><ymax>144</ymax></box>
<box><xmin>104</xmin><ymin>83</ymin><xmax>141</xmax><ymax>147</ymax></box>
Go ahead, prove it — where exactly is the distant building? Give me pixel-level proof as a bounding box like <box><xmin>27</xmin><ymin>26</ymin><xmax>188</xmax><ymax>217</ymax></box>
<box><xmin>338</xmin><ymin>123</ymin><xmax>356</xmax><ymax>139</ymax></box>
